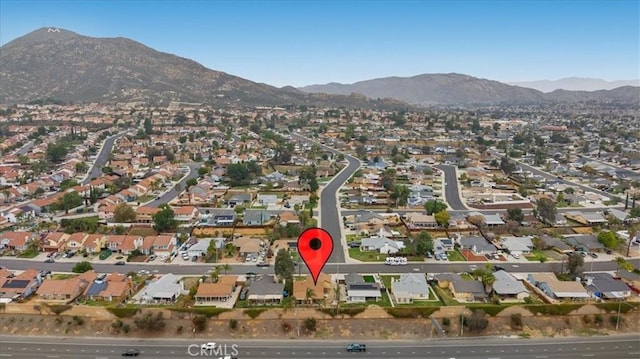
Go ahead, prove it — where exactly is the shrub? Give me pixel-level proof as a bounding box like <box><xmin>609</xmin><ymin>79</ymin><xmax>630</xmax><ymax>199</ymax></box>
<box><xmin>111</xmin><ymin>319</ymin><xmax>124</xmax><ymax>333</ymax></box>
<box><xmin>464</xmin><ymin>309</ymin><xmax>489</xmax><ymax>332</ymax></box>
<box><xmin>281</xmin><ymin>321</ymin><xmax>292</xmax><ymax>333</ymax></box>
<box><xmin>48</xmin><ymin>304</ymin><xmax>72</xmax><ymax>315</ymax></box>
<box><xmin>609</xmin><ymin>315</ymin><xmax>622</xmax><ymax>327</ymax></box>
<box><xmin>582</xmin><ymin>315</ymin><xmax>592</xmax><ymax>324</ymax></box>
<box><xmin>192</xmin><ymin>314</ymin><xmax>207</xmax><ymax>332</ymax></box>
<box><xmin>510</xmin><ymin>313</ymin><xmax>523</xmax><ymax>329</ymax></box>
<box><xmin>385</xmin><ymin>307</ymin><xmax>439</xmax><ymax>318</ymax></box>
<box><xmin>72</xmin><ymin>315</ymin><xmax>84</xmax><ymax>326</ymax></box>
<box><xmin>134</xmin><ymin>311</ymin><xmax>165</xmax><ymax>331</ymax></box>
<box><xmin>594</xmin><ymin>314</ymin><xmax>603</xmax><ymax>325</ymax></box>
<box><xmin>176</xmin><ymin>325</ymin><xmax>184</xmax><ymax>334</ymax></box>
<box><xmin>229</xmin><ymin>319</ymin><xmax>238</xmax><ymax>330</ymax></box>
<box><xmin>303</xmin><ymin>317</ymin><xmax>317</xmax><ymax>332</ymax></box>
<box><xmin>107</xmin><ymin>307</ymin><xmax>139</xmax><ymax>318</ymax></box>
<box><xmin>244</xmin><ymin>308</ymin><xmax>266</xmax><ymax>319</ymax></box>
<box><xmin>442</xmin><ymin>317</ymin><xmax>451</xmax><ymax>326</ymax></box>
<box><xmin>122</xmin><ymin>324</ymin><xmax>130</xmax><ymax>333</ymax></box>
<box><xmin>72</xmin><ymin>261</ymin><xmax>93</xmax><ymax>273</ymax></box>
<box><xmin>525</xmin><ymin>304</ymin><xmax>583</xmax><ymax>316</ymax></box>
<box><xmin>170</xmin><ymin>307</ymin><xmax>228</xmax><ymax>318</ymax></box>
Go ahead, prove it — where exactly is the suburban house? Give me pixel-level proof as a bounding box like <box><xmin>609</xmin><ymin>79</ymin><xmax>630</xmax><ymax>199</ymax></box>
<box><xmin>202</xmin><ymin>208</ymin><xmax>236</xmax><ymax>227</ymax></box>
<box><xmin>188</xmin><ymin>238</ymin><xmax>224</xmax><ymax>259</ymax></box>
<box><xmin>246</xmin><ymin>275</ymin><xmax>284</xmax><ymax>305</ymax></box>
<box><xmin>433</xmin><ymin>238</ymin><xmax>455</xmax><ymax>255</ymax></box>
<box><xmin>0</xmin><ymin>268</ymin><xmax>43</xmax><ymax>301</ymax></box>
<box><xmin>617</xmin><ymin>270</ymin><xmax>640</xmax><ymax>293</ymax></box>
<box><xmin>135</xmin><ymin>206</ymin><xmax>160</xmax><ymax>224</ymax></box>
<box><xmin>403</xmin><ymin>212</ymin><xmax>438</xmax><ymax>229</ymax></box>
<box><xmin>84</xmin><ymin>272</ymin><xmax>134</xmax><ymax>302</ymax></box>
<box><xmin>65</xmin><ymin>232</ymin><xmax>89</xmax><ymax>252</ymax></box>
<box><xmin>195</xmin><ymin>276</ymin><xmax>238</xmax><ymax>305</ymax></box>
<box><xmin>242</xmin><ymin>209</ymin><xmax>272</xmax><ymax>226</ymax></box>
<box><xmin>41</xmin><ymin>232</ymin><xmax>70</xmax><ymax>253</ymax></box>
<box><xmin>293</xmin><ymin>273</ymin><xmax>332</xmax><ymax>306</ymax></box>
<box><xmin>563</xmin><ymin>234</ymin><xmax>605</xmax><ymax>252</ymax></box>
<box><xmin>233</xmin><ymin>237</ymin><xmax>263</xmax><ymax>257</ymax></box>
<box><xmin>448</xmin><ymin>276</ymin><xmax>487</xmax><ymax>302</ymax></box>
<box><xmin>584</xmin><ymin>273</ymin><xmax>632</xmax><ymax>299</ymax></box>
<box><xmin>564</xmin><ymin>211</ymin><xmax>607</xmax><ymax>226</ymax></box>
<box><xmin>138</xmin><ymin>273</ymin><xmax>184</xmax><ymax>304</ymax></box>
<box><xmin>501</xmin><ymin>236</ymin><xmax>534</xmax><ymax>256</ymax></box>
<box><xmin>0</xmin><ymin>231</ymin><xmax>38</xmax><ymax>251</ymax></box>
<box><xmin>173</xmin><ymin>205</ymin><xmax>200</xmax><ymax>223</ymax></box>
<box><xmin>360</xmin><ymin>236</ymin><xmax>405</xmax><ymax>254</ymax></box>
<box><xmin>227</xmin><ymin>193</ymin><xmax>252</xmax><ymax>207</ymax></box>
<box><xmin>36</xmin><ymin>271</ymin><xmax>98</xmax><ymax>303</ymax></box>
<box><xmin>459</xmin><ymin>236</ymin><xmax>497</xmax><ymax>255</ymax></box>
<box><xmin>390</xmin><ymin>273</ymin><xmax>430</xmax><ymax>304</ymax></box>
<box><xmin>256</xmin><ymin>194</ymin><xmax>278</xmax><ymax>206</ymax></box>
<box><xmin>492</xmin><ymin>270</ymin><xmax>530</xmax><ymax>300</ymax></box>
<box><xmin>147</xmin><ymin>235</ymin><xmax>177</xmax><ymax>256</ymax></box>
<box><xmin>527</xmin><ymin>273</ymin><xmax>590</xmax><ymax>301</ymax></box>
<box><xmin>345</xmin><ymin>273</ymin><xmax>381</xmax><ymax>303</ymax></box>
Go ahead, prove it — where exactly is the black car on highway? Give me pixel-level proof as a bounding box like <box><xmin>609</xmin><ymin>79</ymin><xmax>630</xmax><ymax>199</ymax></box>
<box><xmin>122</xmin><ymin>348</ymin><xmax>140</xmax><ymax>356</ymax></box>
<box><xmin>346</xmin><ymin>343</ymin><xmax>366</xmax><ymax>352</ymax></box>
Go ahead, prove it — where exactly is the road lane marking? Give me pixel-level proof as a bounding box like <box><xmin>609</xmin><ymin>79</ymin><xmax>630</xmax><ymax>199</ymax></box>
<box><xmin>583</xmin><ymin>355</ymin><xmax>595</xmax><ymax>357</ymax></box>
<box><xmin>0</xmin><ymin>355</ymin><xmax>13</xmax><ymax>357</ymax></box>
<box><xmin>46</xmin><ymin>356</ymin><xmax>59</xmax><ymax>358</ymax></box>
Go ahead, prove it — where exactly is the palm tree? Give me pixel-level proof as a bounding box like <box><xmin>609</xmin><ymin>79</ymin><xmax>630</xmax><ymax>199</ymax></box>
<box><xmin>222</xmin><ymin>263</ymin><xmax>231</xmax><ymax>275</ymax></box>
<box><xmin>305</xmin><ymin>288</ymin><xmax>316</xmax><ymax>306</ymax></box>
<box><xmin>210</xmin><ymin>267</ymin><xmax>220</xmax><ymax>283</ymax></box>
<box><xmin>333</xmin><ymin>285</ymin><xmax>341</xmax><ymax>315</ymax></box>
<box><xmin>481</xmin><ymin>272</ymin><xmax>495</xmax><ymax>295</ymax></box>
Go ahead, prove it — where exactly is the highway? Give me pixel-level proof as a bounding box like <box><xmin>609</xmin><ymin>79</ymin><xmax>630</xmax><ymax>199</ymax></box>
<box><xmin>0</xmin><ymin>335</ymin><xmax>638</xmax><ymax>358</ymax></box>
<box><xmin>3</xmin><ymin>257</ymin><xmax>639</xmax><ymax>277</ymax></box>
<box><xmin>435</xmin><ymin>164</ymin><xmax>467</xmax><ymax>210</ymax></box>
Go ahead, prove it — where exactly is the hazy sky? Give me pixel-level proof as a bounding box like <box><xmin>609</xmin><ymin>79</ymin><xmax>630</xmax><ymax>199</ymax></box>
<box><xmin>1</xmin><ymin>0</ymin><xmax>638</xmax><ymax>87</ymax></box>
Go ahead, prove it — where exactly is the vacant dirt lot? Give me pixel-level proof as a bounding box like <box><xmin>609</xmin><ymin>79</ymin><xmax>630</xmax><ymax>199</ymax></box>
<box><xmin>1</xmin><ymin>305</ymin><xmax>638</xmax><ymax>340</ymax></box>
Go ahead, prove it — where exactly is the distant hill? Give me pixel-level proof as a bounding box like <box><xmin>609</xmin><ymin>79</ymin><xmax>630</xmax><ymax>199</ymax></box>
<box><xmin>300</xmin><ymin>73</ymin><xmax>640</xmax><ymax>106</ymax></box>
<box><xmin>509</xmin><ymin>77</ymin><xmax>640</xmax><ymax>93</ymax></box>
<box><xmin>0</xmin><ymin>28</ymin><xmax>407</xmax><ymax>109</ymax></box>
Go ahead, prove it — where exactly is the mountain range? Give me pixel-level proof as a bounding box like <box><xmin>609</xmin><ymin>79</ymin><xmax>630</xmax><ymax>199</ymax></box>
<box><xmin>1</xmin><ymin>28</ymin><xmax>638</xmax><ymax>108</ymax></box>
<box><xmin>0</xmin><ymin>28</ymin><xmax>406</xmax><ymax>109</ymax></box>
<box><xmin>299</xmin><ymin>74</ymin><xmax>640</xmax><ymax>106</ymax></box>
<box><xmin>509</xmin><ymin>77</ymin><xmax>640</xmax><ymax>93</ymax></box>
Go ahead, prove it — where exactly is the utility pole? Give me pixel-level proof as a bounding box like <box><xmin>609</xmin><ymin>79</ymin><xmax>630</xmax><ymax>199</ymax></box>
<box><xmin>616</xmin><ymin>299</ymin><xmax>621</xmax><ymax>331</ymax></box>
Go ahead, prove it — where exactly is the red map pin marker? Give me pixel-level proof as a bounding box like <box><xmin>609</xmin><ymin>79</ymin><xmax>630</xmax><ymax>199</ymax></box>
<box><xmin>297</xmin><ymin>227</ymin><xmax>334</xmax><ymax>285</ymax></box>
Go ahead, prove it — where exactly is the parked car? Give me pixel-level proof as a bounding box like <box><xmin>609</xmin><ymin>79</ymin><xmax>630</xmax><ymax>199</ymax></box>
<box><xmin>44</xmin><ymin>258</ymin><xmax>54</xmax><ymax>263</ymax></box>
<box><xmin>148</xmin><ymin>255</ymin><xmax>156</xmax><ymax>261</ymax></box>
<box><xmin>115</xmin><ymin>261</ymin><xmax>125</xmax><ymax>265</ymax></box>
<box><xmin>589</xmin><ymin>252</ymin><xmax>598</xmax><ymax>258</ymax></box>
<box><xmin>256</xmin><ymin>261</ymin><xmax>270</xmax><ymax>267</ymax></box>
<box><xmin>346</xmin><ymin>343</ymin><xmax>366</xmax><ymax>352</ymax></box>
<box><xmin>121</xmin><ymin>348</ymin><xmax>140</xmax><ymax>356</ymax></box>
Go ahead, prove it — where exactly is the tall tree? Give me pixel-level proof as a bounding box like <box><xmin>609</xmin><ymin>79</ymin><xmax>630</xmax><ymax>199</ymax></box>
<box><xmin>152</xmin><ymin>204</ymin><xmax>177</xmax><ymax>232</ymax></box>
<box><xmin>425</xmin><ymin>200</ymin><xmax>447</xmax><ymax>215</ymax></box>
<box><xmin>274</xmin><ymin>249</ymin><xmax>295</xmax><ymax>282</ymax></box>
<box><xmin>113</xmin><ymin>203</ymin><xmax>137</xmax><ymax>223</ymax></box>
<box><xmin>536</xmin><ymin>198</ymin><xmax>557</xmax><ymax>224</ymax></box>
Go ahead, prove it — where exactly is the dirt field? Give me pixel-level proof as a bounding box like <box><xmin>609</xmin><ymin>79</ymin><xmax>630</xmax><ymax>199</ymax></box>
<box><xmin>1</xmin><ymin>305</ymin><xmax>638</xmax><ymax>340</ymax></box>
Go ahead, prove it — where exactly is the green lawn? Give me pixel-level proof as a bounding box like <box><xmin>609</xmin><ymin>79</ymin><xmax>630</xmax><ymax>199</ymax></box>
<box><xmin>348</xmin><ymin>248</ymin><xmax>385</xmax><ymax>262</ymax></box>
<box><xmin>137</xmin><ymin>195</ymin><xmax>155</xmax><ymax>203</ymax></box>
<box><xmin>446</xmin><ymin>250</ymin><xmax>466</xmax><ymax>262</ymax></box>
<box><xmin>363</xmin><ymin>275</ymin><xmax>375</xmax><ymax>283</ymax></box>
<box><xmin>17</xmin><ymin>249</ymin><xmax>39</xmax><ymax>258</ymax></box>
<box><xmin>346</xmin><ymin>234</ymin><xmax>361</xmax><ymax>242</ymax></box>
<box><xmin>432</xmin><ymin>285</ymin><xmax>460</xmax><ymax>306</ymax></box>
<box><xmin>380</xmin><ymin>275</ymin><xmax>400</xmax><ymax>289</ymax></box>
<box><xmin>525</xmin><ymin>249</ymin><xmax>548</xmax><ymax>262</ymax></box>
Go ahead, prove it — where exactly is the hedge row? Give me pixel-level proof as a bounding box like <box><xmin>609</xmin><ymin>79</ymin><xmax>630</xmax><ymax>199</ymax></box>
<box><xmin>385</xmin><ymin>307</ymin><xmax>439</xmax><ymax>318</ymax></box>
<box><xmin>106</xmin><ymin>307</ymin><xmax>139</xmax><ymax>318</ymax></box>
<box><xmin>170</xmin><ymin>307</ymin><xmax>228</xmax><ymax>318</ymax></box>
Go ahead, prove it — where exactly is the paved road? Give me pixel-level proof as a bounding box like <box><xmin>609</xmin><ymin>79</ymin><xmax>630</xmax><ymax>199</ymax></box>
<box><xmin>4</xmin><ymin>257</ymin><xmax>639</xmax><ymax>277</ymax></box>
<box><xmin>435</xmin><ymin>164</ymin><xmax>467</xmax><ymax>210</ymax></box>
<box><xmin>82</xmin><ymin>132</ymin><xmax>127</xmax><ymax>185</ymax></box>
<box><xmin>13</xmin><ymin>140</ymin><xmax>34</xmax><ymax>156</ymax></box>
<box><xmin>1</xmin><ymin>335</ymin><xmax>638</xmax><ymax>358</ymax></box>
<box><xmin>488</xmin><ymin>150</ymin><xmax>622</xmax><ymax>202</ymax></box>
<box><xmin>319</xmin><ymin>154</ymin><xmax>361</xmax><ymax>264</ymax></box>
<box><xmin>145</xmin><ymin>162</ymin><xmax>202</xmax><ymax>208</ymax></box>
<box><xmin>291</xmin><ymin>133</ymin><xmax>362</xmax><ymax>264</ymax></box>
